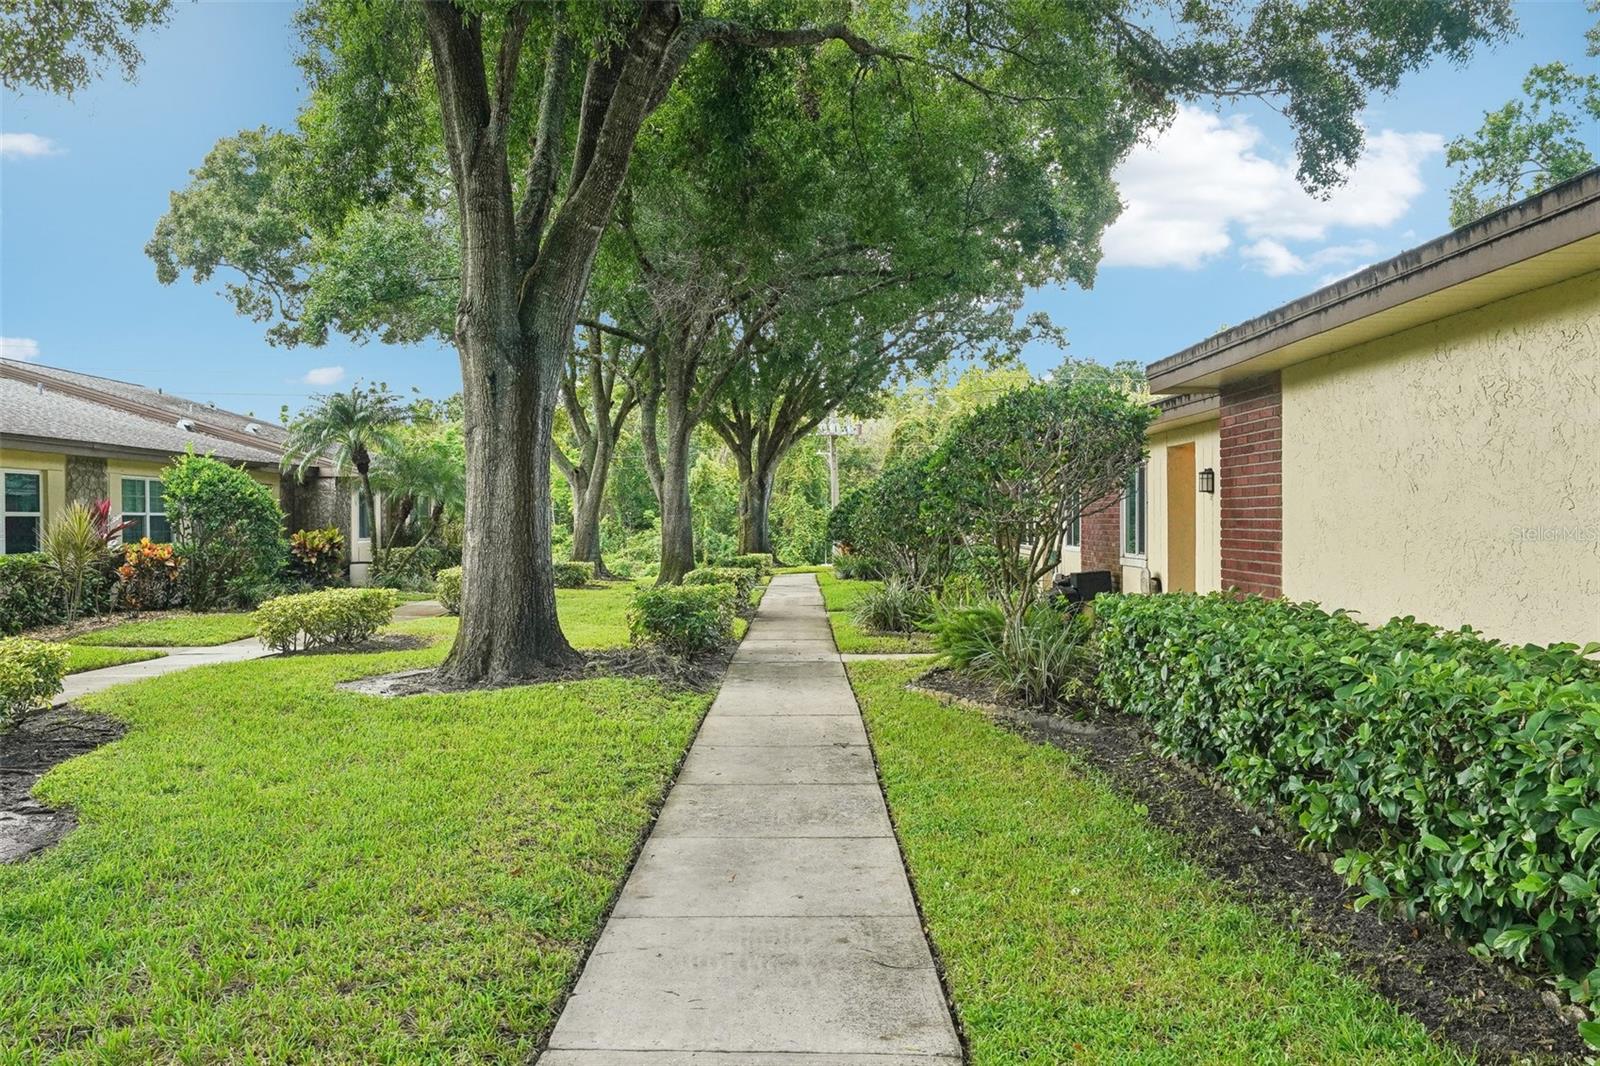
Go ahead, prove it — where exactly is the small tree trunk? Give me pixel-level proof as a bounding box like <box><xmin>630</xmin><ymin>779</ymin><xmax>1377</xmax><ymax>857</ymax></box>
<box><xmin>656</xmin><ymin>423</ymin><xmax>695</xmax><ymax>584</ymax></box>
<box><xmin>738</xmin><ymin>463</ymin><xmax>777</xmax><ymax>558</ymax></box>
<box><xmin>570</xmin><ymin>439</ymin><xmax>614</xmax><ymax>577</ymax></box>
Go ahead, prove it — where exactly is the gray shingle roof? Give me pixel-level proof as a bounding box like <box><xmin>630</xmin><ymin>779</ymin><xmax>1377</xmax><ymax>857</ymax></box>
<box><xmin>0</xmin><ymin>366</ymin><xmax>286</xmax><ymax>466</ymax></box>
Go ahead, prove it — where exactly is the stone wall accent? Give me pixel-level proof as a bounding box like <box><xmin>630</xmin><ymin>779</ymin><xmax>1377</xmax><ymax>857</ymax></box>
<box><xmin>1219</xmin><ymin>372</ymin><xmax>1283</xmax><ymax>597</ymax></box>
<box><xmin>64</xmin><ymin>455</ymin><xmax>108</xmax><ymax>508</ymax></box>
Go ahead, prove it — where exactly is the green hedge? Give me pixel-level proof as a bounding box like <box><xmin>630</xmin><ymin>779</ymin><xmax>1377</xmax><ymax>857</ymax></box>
<box><xmin>435</xmin><ymin>567</ymin><xmax>463</xmax><ymax>615</ymax></box>
<box><xmin>1095</xmin><ymin>592</ymin><xmax>1600</xmax><ymax>989</ymax></box>
<box><xmin>0</xmin><ymin>555</ymin><xmax>61</xmax><ymax>635</ymax></box>
<box><xmin>627</xmin><ymin>584</ymin><xmax>735</xmax><ymax>656</ymax></box>
<box><xmin>685</xmin><ymin>566</ymin><xmax>756</xmax><ymax>602</ymax></box>
<box><xmin>255</xmin><ymin>588</ymin><xmax>398</xmax><ymax>653</ymax></box>
<box><xmin>553</xmin><ymin>560</ymin><xmax>595</xmax><ymax>588</ymax></box>
<box><xmin>723</xmin><ymin>553</ymin><xmax>773</xmax><ymax>576</ymax></box>
<box><xmin>1</xmin><ymin>637</ymin><xmax>69</xmax><ymax>729</ymax></box>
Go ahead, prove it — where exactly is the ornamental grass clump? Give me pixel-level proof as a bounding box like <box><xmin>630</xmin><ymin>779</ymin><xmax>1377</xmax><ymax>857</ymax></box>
<box><xmin>931</xmin><ymin>599</ymin><xmax>1095</xmax><ymax>709</ymax></box>
<box><xmin>852</xmin><ymin>577</ymin><xmax>933</xmax><ymax>634</ymax></box>
<box><xmin>627</xmin><ymin>584</ymin><xmax>736</xmax><ymax>656</ymax></box>
<box><xmin>0</xmin><ymin>637</ymin><xmax>70</xmax><ymax>730</ymax></box>
<box><xmin>1094</xmin><ymin>591</ymin><xmax>1600</xmax><ymax>1001</ymax></box>
<box><xmin>254</xmin><ymin>588</ymin><xmax>398</xmax><ymax>653</ymax></box>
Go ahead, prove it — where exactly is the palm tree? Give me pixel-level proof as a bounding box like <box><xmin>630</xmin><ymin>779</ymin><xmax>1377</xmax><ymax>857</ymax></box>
<box><xmin>282</xmin><ymin>384</ymin><xmax>404</xmax><ymax>558</ymax></box>
<box><xmin>372</xmin><ymin>433</ymin><xmax>451</xmax><ymax>553</ymax></box>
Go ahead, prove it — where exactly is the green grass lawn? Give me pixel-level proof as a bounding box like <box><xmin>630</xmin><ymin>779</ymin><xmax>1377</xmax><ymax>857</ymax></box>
<box><xmin>62</xmin><ymin>645</ymin><xmax>166</xmax><ymax>675</ymax></box>
<box><xmin>70</xmin><ymin>612</ymin><xmax>259</xmax><ymax>648</ymax></box>
<box><xmin>848</xmin><ymin>659</ymin><xmax>1460</xmax><ymax>1065</ymax></box>
<box><xmin>815</xmin><ymin>570</ymin><xmax>933</xmax><ymax>654</ymax></box>
<box><xmin>1</xmin><ymin>585</ymin><xmax>708</xmax><ymax>1061</ymax></box>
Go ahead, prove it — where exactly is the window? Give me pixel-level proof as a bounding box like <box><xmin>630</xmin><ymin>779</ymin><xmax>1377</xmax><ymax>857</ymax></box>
<box><xmin>1063</xmin><ymin>492</ymin><xmax>1081</xmax><ymax>548</ymax></box>
<box><xmin>2</xmin><ymin>471</ymin><xmax>42</xmax><ymax>554</ymax></box>
<box><xmin>120</xmin><ymin>477</ymin><xmax>171</xmax><ymax>542</ymax></box>
<box><xmin>1122</xmin><ymin>463</ymin><xmax>1146</xmax><ymax>557</ymax></box>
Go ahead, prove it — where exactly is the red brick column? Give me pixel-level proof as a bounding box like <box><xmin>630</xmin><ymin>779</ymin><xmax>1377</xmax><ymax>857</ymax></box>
<box><xmin>1219</xmin><ymin>373</ymin><xmax>1283</xmax><ymax>597</ymax></box>
<box><xmin>1078</xmin><ymin>488</ymin><xmax>1123</xmax><ymax>581</ymax></box>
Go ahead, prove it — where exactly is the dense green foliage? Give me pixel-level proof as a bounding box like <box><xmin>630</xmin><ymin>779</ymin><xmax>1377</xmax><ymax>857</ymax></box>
<box><xmin>551</xmin><ymin>561</ymin><xmax>595</xmax><ymax>589</ymax></box>
<box><xmin>0</xmin><ymin>614</ymin><xmax>707</xmax><ymax>1058</ymax></box>
<box><xmin>723</xmin><ymin>553</ymin><xmax>773</xmax><ymax>577</ymax></box>
<box><xmin>1095</xmin><ymin>592</ymin><xmax>1600</xmax><ymax>995</ymax></box>
<box><xmin>0</xmin><ymin>637</ymin><xmax>69</xmax><ymax>729</ymax></box>
<box><xmin>254</xmin><ymin>588</ymin><xmax>398</xmax><ymax>653</ymax></box>
<box><xmin>684</xmin><ymin>566</ymin><xmax>757</xmax><ymax>602</ymax></box>
<box><xmin>160</xmin><ymin>452</ymin><xmax>287</xmax><ymax>611</ymax></box>
<box><xmin>288</xmin><ymin>526</ymin><xmax>346</xmax><ymax>587</ymax></box>
<box><xmin>0</xmin><ymin>554</ymin><xmax>61</xmax><ymax>635</ymax></box>
<box><xmin>435</xmin><ymin>566</ymin><xmax>463</xmax><ymax>615</ymax></box>
<box><xmin>850</xmin><ymin>659</ymin><xmax>1457</xmax><ymax>1063</ymax></box>
<box><xmin>626</xmin><ymin>584</ymin><xmax>736</xmax><ymax>656</ymax></box>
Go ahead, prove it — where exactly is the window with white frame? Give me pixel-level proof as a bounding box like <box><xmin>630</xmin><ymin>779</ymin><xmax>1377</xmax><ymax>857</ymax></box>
<box><xmin>1122</xmin><ymin>463</ymin><xmax>1146</xmax><ymax>557</ymax></box>
<box><xmin>1063</xmin><ymin>492</ymin><xmax>1081</xmax><ymax>548</ymax></box>
<box><xmin>2</xmin><ymin>471</ymin><xmax>43</xmax><ymax>554</ymax></box>
<box><xmin>120</xmin><ymin>477</ymin><xmax>171</xmax><ymax>542</ymax></box>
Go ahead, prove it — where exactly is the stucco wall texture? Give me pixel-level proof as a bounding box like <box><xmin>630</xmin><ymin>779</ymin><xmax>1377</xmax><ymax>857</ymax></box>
<box><xmin>1281</xmin><ymin>269</ymin><xmax>1600</xmax><ymax>646</ymax></box>
<box><xmin>1143</xmin><ymin>424</ymin><xmax>1223</xmax><ymax>594</ymax></box>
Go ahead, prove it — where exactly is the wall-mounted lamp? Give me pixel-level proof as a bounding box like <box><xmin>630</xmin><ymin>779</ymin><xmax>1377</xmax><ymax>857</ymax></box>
<box><xmin>1197</xmin><ymin>467</ymin><xmax>1216</xmax><ymax>494</ymax></box>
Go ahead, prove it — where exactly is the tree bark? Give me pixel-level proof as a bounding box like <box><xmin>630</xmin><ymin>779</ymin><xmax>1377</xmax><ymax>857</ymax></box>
<box><xmin>655</xmin><ymin>404</ymin><xmax>695</xmax><ymax>584</ymax></box>
<box><xmin>737</xmin><ymin>461</ymin><xmax>777</xmax><ymax>557</ymax></box>
<box><xmin>569</xmin><ymin>434</ymin><xmax>614</xmax><ymax>576</ymax></box>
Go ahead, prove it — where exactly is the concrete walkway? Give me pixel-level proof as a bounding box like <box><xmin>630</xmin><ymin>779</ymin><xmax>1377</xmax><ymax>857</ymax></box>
<box><xmin>54</xmin><ymin>637</ymin><xmax>272</xmax><ymax>706</ymax></box>
<box><xmin>545</xmin><ymin>574</ymin><xmax>960</xmax><ymax>1065</ymax></box>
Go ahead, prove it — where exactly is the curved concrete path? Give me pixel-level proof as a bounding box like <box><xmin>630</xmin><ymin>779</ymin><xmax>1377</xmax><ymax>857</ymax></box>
<box><xmin>545</xmin><ymin>573</ymin><xmax>960</xmax><ymax>1065</ymax></box>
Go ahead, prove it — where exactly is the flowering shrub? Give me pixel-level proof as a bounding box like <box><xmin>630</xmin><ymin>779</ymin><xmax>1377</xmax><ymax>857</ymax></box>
<box><xmin>627</xmin><ymin>584</ymin><xmax>735</xmax><ymax>656</ymax></box>
<box><xmin>289</xmin><ymin>527</ymin><xmax>345</xmax><ymax>587</ymax></box>
<box><xmin>117</xmin><ymin>538</ymin><xmax>181</xmax><ymax>610</ymax></box>
<box><xmin>0</xmin><ymin>637</ymin><xmax>70</xmax><ymax>730</ymax></box>
<box><xmin>435</xmin><ymin>567</ymin><xmax>463</xmax><ymax>615</ymax></box>
<box><xmin>1095</xmin><ymin>592</ymin><xmax>1600</xmax><ymax>997</ymax></box>
<box><xmin>254</xmin><ymin>588</ymin><xmax>398</xmax><ymax>653</ymax></box>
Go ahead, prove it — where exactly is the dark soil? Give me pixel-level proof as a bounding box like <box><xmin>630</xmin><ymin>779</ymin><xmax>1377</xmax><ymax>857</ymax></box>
<box><xmin>1</xmin><ymin>706</ymin><xmax>125</xmax><ymax>863</ymax></box>
<box><xmin>338</xmin><ymin>646</ymin><xmax>734</xmax><ymax>698</ymax></box>
<box><xmin>912</xmin><ymin>666</ymin><xmax>1590</xmax><ymax>1064</ymax></box>
<box><xmin>280</xmin><ymin>633</ymin><xmax>435</xmax><ymax>656</ymax></box>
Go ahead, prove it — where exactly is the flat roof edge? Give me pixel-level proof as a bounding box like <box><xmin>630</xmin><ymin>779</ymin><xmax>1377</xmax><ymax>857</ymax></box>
<box><xmin>1147</xmin><ymin>168</ymin><xmax>1600</xmax><ymax>392</ymax></box>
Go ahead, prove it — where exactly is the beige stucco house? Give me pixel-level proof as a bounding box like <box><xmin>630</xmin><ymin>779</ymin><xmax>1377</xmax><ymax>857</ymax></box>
<box><xmin>0</xmin><ymin>360</ymin><xmax>375</xmax><ymax>580</ymax></box>
<box><xmin>1064</xmin><ymin>168</ymin><xmax>1600</xmax><ymax>647</ymax></box>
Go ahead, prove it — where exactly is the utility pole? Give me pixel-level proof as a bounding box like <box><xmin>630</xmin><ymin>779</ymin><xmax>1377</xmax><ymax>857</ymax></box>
<box><xmin>816</xmin><ymin>416</ymin><xmax>861</xmax><ymax>510</ymax></box>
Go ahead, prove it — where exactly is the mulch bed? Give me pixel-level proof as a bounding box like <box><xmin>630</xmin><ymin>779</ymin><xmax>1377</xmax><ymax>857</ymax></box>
<box><xmin>338</xmin><ymin>646</ymin><xmax>735</xmax><ymax>698</ymax></box>
<box><xmin>911</xmin><ymin>666</ymin><xmax>1590</xmax><ymax>1064</ymax></box>
<box><xmin>1</xmin><ymin>706</ymin><xmax>125</xmax><ymax>864</ymax></box>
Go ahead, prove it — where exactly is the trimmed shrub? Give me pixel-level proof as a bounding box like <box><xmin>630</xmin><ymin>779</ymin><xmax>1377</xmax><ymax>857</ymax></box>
<box><xmin>1095</xmin><ymin>592</ymin><xmax>1600</xmax><ymax>989</ymax></box>
<box><xmin>931</xmin><ymin>599</ymin><xmax>1095</xmax><ymax>708</ymax></box>
<box><xmin>116</xmin><ymin>538</ymin><xmax>181</xmax><ymax>610</ymax></box>
<box><xmin>162</xmin><ymin>451</ymin><xmax>287</xmax><ymax>611</ymax></box>
<box><xmin>726</xmin><ymin>553</ymin><xmax>774</xmax><ymax>576</ymax></box>
<box><xmin>289</xmin><ymin>527</ymin><xmax>346</xmax><ymax>587</ymax></box>
<box><xmin>254</xmin><ymin>588</ymin><xmax>398</xmax><ymax>653</ymax></box>
<box><xmin>685</xmin><ymin>566</ymin><xmax>756</xmax><ymax>602</ymax></box>
<box><xmin>0</xmin><ymin>637</ymin><xmax>70</xmax><ymax>729</ymax></box>
<box><xmin>627</xmin><ymin>584</ymin><xmax>736</xmax><ymax>656</ymax></box>
<box><xmin>435</xmin><ymin>566</ymin><xmax>463</xmax><ymax>615</ymax></box>
<box><xmin>852</xmin><ymin>577</ymin><xmax>932</xmax><ymax>634</ymax></box>
<box><xmin>0</xmin><ymin>554</ymin><xmax>62</xmax><ymax>635</ymax></box>
<box><xmin>553</xmin><ymin>560</ymin><xmax>595</xmax><ymax>589</ymax></box>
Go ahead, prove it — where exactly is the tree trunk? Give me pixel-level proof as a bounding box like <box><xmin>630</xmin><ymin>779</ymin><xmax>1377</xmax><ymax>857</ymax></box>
<box><xmin>656</xmin><ymin>415</ymin><xmax>695</xmax><ymax>584</ymax></box>
<box><xmin>737</xmin><ymin>462</ymin><xmax>777</xmax><ymax>558</ymax></box>
<box><xmin>442</xmin><ymin>328</ymin><xmax>578</xmax><ymax>681</ymax></box>
<box><xmin>570</xmin><ymin>437</ymin><xmax>613</xmax><ymax>577</ymax></box>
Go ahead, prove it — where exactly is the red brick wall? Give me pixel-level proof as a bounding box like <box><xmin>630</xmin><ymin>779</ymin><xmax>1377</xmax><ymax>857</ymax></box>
<box><xmin>1078</xmin><ymin>488</ymin><xmax>1123</xmax><ymax>580</ymax></box>
<box><xmin>1219</xmin><ymin>373</ymin><xmax>1283</xmax><ymax>597</ymax></box>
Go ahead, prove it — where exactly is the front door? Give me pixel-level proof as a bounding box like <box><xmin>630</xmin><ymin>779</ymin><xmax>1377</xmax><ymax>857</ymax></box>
<box><xmin>1166</xmin><ymin>443</ymin><xmax>1196</xmax><ymax>593</ymax></box>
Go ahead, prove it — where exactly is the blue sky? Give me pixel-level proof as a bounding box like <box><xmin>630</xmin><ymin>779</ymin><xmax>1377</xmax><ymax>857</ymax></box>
<box><xmin>2</xmin><ymin>1</ymin><xmax>1596</xmax><ymax>417</ymax></box>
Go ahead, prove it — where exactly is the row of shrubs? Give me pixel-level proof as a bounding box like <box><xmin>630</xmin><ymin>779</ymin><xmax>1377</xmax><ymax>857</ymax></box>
<box><xmin>629</xmin><ymin>555</ymin><xmax>771</xmax><ymax>655</ymax></box>
<box><xmin>1093</xmin><ymin>592</ymin><xmax>1600</xmax><ymax>1000</ymax></box>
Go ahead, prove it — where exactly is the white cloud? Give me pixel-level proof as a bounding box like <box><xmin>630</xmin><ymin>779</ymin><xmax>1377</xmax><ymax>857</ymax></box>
<box><xmin>302</xmin><ymin>365</ymin><xmax>345</xmax><ymax>385</ymax></box>
<box><xmin>0</xmin><ymin>133</ymin><xmax>62</xmax><ymax>159</ymax></box>
<box><xmin>1101</xmin><ymin>107</ymin><xmax>1441</xmax><ymax>275</ymax></box>
<box><xmin>0</xmin><ymin>337</ymin><xmax>40</xmax><ymax>361</ymax></box>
